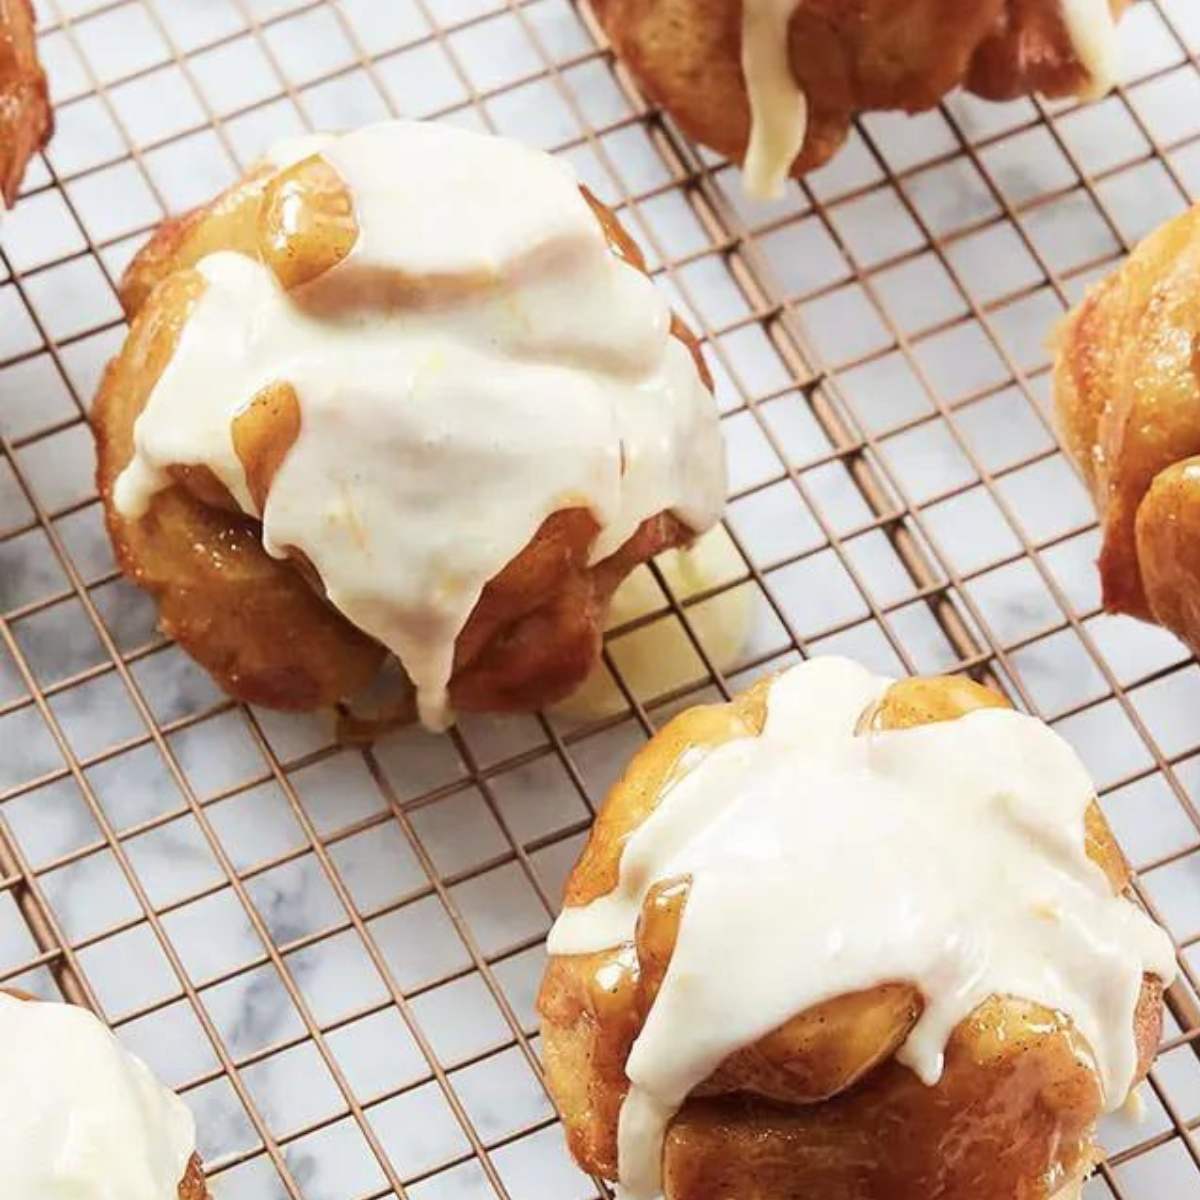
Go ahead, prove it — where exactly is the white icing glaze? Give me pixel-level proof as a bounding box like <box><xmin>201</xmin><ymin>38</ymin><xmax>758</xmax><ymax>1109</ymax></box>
<box><xmin>1061</xmin><ymin>0</ymin><xmax>1121</xmax><ymax>99</ymax></box>
<box><xmin>548</xmin><ymin>657</ymin><xmax>1177</xmax><ymax>1200</ymax></box>
<box><xmin>113</xmin><ymin>120</ymin><xmax>725</xmax><ymax>730</ymax></box>
<box><xmin>740</xmin><ymin>0</ymin><xmax>807</xmax><ymax>199</ymax></box>
<box><xmin>1123</xmin><ymin>1083</ymin><xmax>1147</xmax><ymax>1123</ymax></box>
<box><xmin>0</xmin><ymin>993</ymin><xmax>195</xmax><ymax>1200</ymax></box>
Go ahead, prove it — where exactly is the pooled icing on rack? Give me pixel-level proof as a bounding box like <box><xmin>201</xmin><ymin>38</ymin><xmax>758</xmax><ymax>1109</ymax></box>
<box><xmin>113</xmin><ymin>120</ymin><xmax>725</xmax><ymax>730</ymax></box>
<box><xmin>738</xmin><ymin>0</ymin><xmax>1121</xmax><ymax>199</ymax></box>
<box><xmin>0</xmin><ymin>992</ymin><xmax>196</xmax><ymax>1199</ymax></box>
<box><xmin>548</xmin><ymin>657</ymin><xmax>1176</xmax><ymax>1200</ymax></box>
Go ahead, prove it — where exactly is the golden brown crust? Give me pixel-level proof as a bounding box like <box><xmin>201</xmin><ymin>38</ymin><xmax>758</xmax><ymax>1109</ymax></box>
<box><xmin>591</xmin><ymin>0</ymin><xmax>1127</xmax><ymax>181</ymax></box>
<box><xmin>1134</xmin><ymin>458</ymin><xmax>1200</xmax><ymax>645</ymax></box>
<box><xmin>178</xmin><ymin>1155</ymin><xmax>209</xmax><ymax>1200</ymax></box>
<box><xmin>1053</xmin><ymin>204</ymin><xmax>1200</xmax><ymax>648</ymax></box>
<box><xmin>537</xmin><ymin>671</ymin><xmax>1165</xmax><ymax>1199</ymax></box>
<box><xmin>94</xmin><ymin>152</ymin><xmax>710</xmax><ymax>715</ymax></box>
<box><xmin>117</xmin><ymin>165</ymin><xmax>278</xmax><ymax>318</ymax></box>
<box><xmin>966</xmin><ymin>0</ymin><xmax>1110</xmax><ymax>100</ymax></box>
<box><xmin>0</xmin><ymin>0</ymin><xmax>52</xmax><ymax>208</ymax></box>
<box><xmin>659</xmin><ymin>999</ymin><xmax>1103</xmax><ymax>1200</ymax></box>
<box><xmin>0</xmin><ymin>989</ymin><xmax>208</xmax><ymax>1199</ymax></box>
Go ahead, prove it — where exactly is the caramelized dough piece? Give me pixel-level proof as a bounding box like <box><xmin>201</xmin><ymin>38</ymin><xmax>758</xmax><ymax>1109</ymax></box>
<box><xmin>119</xmin><ymin>156</ymin><xmax>353</xmax><ymax>317</ymax></box>
<box><xmin>538</xmin><ymin>671</ymin><xmax>1164</xmax><ymax>1198</ymax></box>
<box><xmin>1135</xmin><ymin>458</ymin><xmax>1200</xmax><ymax>649</ymax></box>
<box><xmin>663</xmin><ymin>999</ymin><xmax>1101</xmax><ymax>1200</ymax></box>
<box><xmin>448</xmin><ymin>510</ymin><xmax>697</xmax><ymax>715</ymax></box>
<box><xmin>233</xmin><ymin>382</ymin><xmax>303</xmax><ymax>516</ymax></box>
<box><xmin>540</xmin><ymin>945</ymin><xmax>643</xmax><ymax>1178</ymax></box>
<box><xmin>1054</xmin><ymin>203</ymin><xmax>1200</xmax><ymax>646</ymax></box>
<box><xmin>178</xmin><ymin>1156</ymin><xmax>209</xmax><ymax>1200</ymax></box>
<box><xmin>590</xmin><ymin>0</ymin><xmax>1126</xmax><ymax>183</ymax></box>
<box><xmin>968</xmin><ymin>0</ymin><xmax>1107</xmax><ymax>100</ymax></box>
<box><xmin>667</xmin><ymin>975</ymin><xmax>1164</xmax><ymax>1200</ymax></box>
<box><xmin>95</xmin><ymin>154</ymin><xmax>711</xmax><ymax>716</ymax></box>
<box><xmin>259</xmin><ymin>157</ymin><xmax>356</xmax><ymax>291</ymax></box>
<box><xmin>857</xmin><ymin>672</ymin><xmax>1007</xmax><ymax>731</ymax></box>
<box><xmin>118</xmin><ymin>169</ymin><xmax>272</xmax><ymax>318</ymax></box>
<box><xmin>0</xmin><ymin>0</ymin><xmax>52</xmax><ymax>208</ymax></box>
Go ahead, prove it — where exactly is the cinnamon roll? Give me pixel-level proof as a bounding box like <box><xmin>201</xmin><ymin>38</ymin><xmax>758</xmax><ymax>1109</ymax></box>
<box><xmin>539</xmin><ymin>658</ymin><xmax>1173</xmax><ymax>1198</ymax></box>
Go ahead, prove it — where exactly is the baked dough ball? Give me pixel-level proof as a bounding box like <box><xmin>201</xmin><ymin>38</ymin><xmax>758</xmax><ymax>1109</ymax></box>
<box><xmin>539</xmin><ymin>660</ymin><xmax>1172</xmax><ymax>1199</ymax></box>
<box><xmin>93</xmin><ymin>122</ymin><xmax>725</xmax><ymax>728</ymax></box>
<box><xmin>1053</xmin><ymin>202</ymin><xmax>1200</xmax><ymax>656</ymax></box>
<box><xmin>0</xmin><ymin>0</ymin><xmax>52</xmax><ymax>207</ymax></box>
<box><xmin>593</xmin><ymin>0</ymin><xmax>1128</xmax><ymax>195</ymax></box>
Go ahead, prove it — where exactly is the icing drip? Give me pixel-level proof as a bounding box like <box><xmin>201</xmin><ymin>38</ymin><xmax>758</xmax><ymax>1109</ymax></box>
<box><xmin>548</xmin><ymin>657</ymin><xmax>1176</xmax><ymax>1200</ymax></box>
<box><xmin>737</xmin><ymin>0</ymin><xmax>1121</xmax><ymax>199</ymax></box>
<box><xmin>740</xmin><ymin>0</ymin><xmax>808</xmax><ymax>198</ymax></box>
<box><xmin>114</xmin><ymin>120</ymin><xmax>725</xmax><ymax>730</ymax></box>
<box><xmin>1061</xmin><ymin>0</ymin><xmax>1121</xmax><ymax>100</ymax></box>
<box><xmin>0</xmin><ymin>993</ymin><xmax>195</xmax><ymax>1200</ymax></box>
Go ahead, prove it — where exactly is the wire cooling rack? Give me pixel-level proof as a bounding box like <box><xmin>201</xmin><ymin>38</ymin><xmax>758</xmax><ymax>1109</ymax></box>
<box><xmin>1</xmin><ymin>0</ymin><xmax>1200</xmax><ymax>1196</ymax></box>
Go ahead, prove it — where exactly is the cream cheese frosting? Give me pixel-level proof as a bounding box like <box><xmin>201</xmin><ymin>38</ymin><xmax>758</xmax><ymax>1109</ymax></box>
<box><xmin>113</xmin><ymin>120</ymin><xmax>725</xmax><ymax>730</ymax></box>
<box><xmin>738</xmin><ymin>0</ymin><xmax>1122</xmax><ymax>198</ymax></box>
<box><xmin>0</xmin><ymin>993</ymin><xmax>196</xmax><ymax>1200</ymax></box>
<box><xmin>548</xmin><ymin>657</ymin><xmax>1176</xmax><ymax>1200</ymax></box>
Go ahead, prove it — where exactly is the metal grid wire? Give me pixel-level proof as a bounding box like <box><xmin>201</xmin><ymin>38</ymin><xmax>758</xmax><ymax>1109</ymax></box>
<box><xmin>1</xmin><ymin>0</ymin><xmax>1199</xmax><ymax>1195</ymax></box>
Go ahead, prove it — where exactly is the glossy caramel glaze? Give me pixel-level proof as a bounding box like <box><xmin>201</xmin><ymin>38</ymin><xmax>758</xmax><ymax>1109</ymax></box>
<box><xmin>537</xmin><ymin>671</ymin><xmax>1164</xmax><ymax>1197</ymax></box>
<box><xmin>0</xmin><ymin>0</ymin><xmax>52</xmax><ymax>207</ymax></box>
<box><xmin>589</xmin><ymin>0</ymin><xmax>1126</xmax><ymax>184</ymax></box>
<box><xmin>1053</xmin><ymin>203</ymin><xmax>1200</xmax><ymax>654</ymax></box>
<box><xmin>94</xmin><ymin>151</ymin><xmax>710</xmax><ymax>715</ymax></box>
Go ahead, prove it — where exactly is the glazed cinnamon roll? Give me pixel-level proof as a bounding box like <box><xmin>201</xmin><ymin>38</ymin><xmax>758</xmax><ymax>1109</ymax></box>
<box><xmin>1053</xmin><ymin>202</ymin><xmax>1200</xmax><ymax>660</ymax></box>
<box><xmin>0</xmin><ymin>0</ymin><xmax>52</xmax><ymax>209</ymax></box>
<box><xmin>93</xmin><ymin>120</ymin><xmax>725</xmax><ymax>730</ymax></box>
<box><xmin>0</xmin><ymin>989</ymin><xmax>205</xmax><ymax>1199</ymax></box>
<box><xmin>539</xmin><ymin>658</ymin><xmax>1174</xmax><ymax>1199</ymax></box>
<box><xmin>593</xmin><ymin>0</ymin><xmax>1128</xmax><ymax>196</ymax></box>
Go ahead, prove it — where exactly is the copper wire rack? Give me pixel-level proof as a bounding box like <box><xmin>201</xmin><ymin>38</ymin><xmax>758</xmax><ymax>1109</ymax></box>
<box><xmin>1</xmin><ymin>0</ymin><xmax>1199</xmax><ymax>1196</ymax></box>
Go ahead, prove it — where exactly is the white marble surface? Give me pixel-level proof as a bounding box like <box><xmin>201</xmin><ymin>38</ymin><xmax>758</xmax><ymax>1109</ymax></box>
<box><xmin>0</xmin><ymin>1</ymin><xmax>1199</xmax><ymax>1198</ymax></box>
